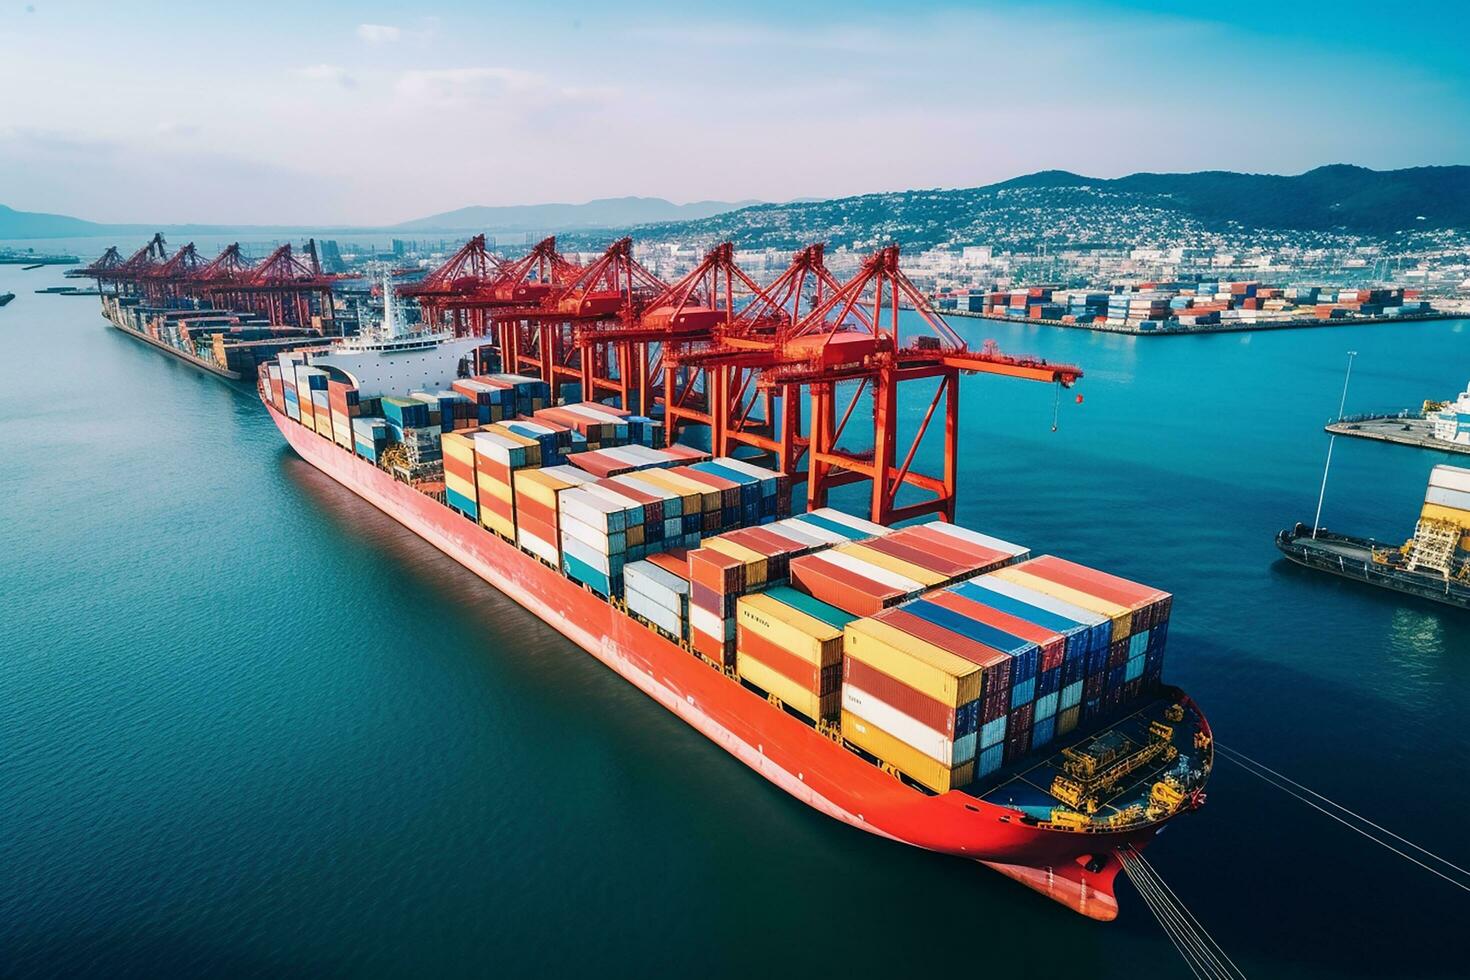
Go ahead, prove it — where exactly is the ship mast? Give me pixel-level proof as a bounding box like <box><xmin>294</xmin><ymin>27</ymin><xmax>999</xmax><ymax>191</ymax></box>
<box><xmin>1312</xmin><ymin>350</ymin><xmax>1358</xmax><ymax>538</ymax></box>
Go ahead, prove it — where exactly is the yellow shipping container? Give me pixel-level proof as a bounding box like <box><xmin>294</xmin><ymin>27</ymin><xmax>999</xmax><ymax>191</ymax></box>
<box><xmin>625</xmin><ymin>470</ymin><xmax>701</xmax><ymax>514</ymax></box>
<box><xmin>738</xmin><ymin>652</ymin><xmax>825</xmax><ymax>723</ymax></box>
<box><xmin>480</xmin><ymin>509</ymin><xmax>515</xmax><ymax>539</ymax></box>
<box><xmin>737</xmin><ymin>593</ymin><xmax>843</xmax><ymax>668</ymax></box>
<box><xmin>445</xmin><ymin>471</ymin><xmax>476</xmax><ymax>503</ymax></box>
<box><xmin>990</xmin><ymin>566</ymin><xmax>1133</xmax><ymax>642</ymax></box>
<box><xmin>1056</xmin><ymin>704</ymin><xmax>1080</xmax><ymax>737</ymax></box>
<box><xmin>843</xmin><ymin>618</ymin><xmax>983</xmax><ymax>706</ymax></box>
<box><xmin>838</xmin><ymin>542</ymin><xmax>946</xmax><ymax>587</ymax></box>
<box><xmin>477</xmin><ymin>473</ymin><xmax>513</xmax><ymax>503</ymax></box>
<box><xmin>645</xmin><ymin>469</ymin><xmax>721</xmax><ymax>512</ymax></box>
<box><xmin>626</xmin><ymin>523</ymin><xmax>646</xmax><ymax>548</ymax></box>
<box><xmin>704</xmin><ymin>538</ymin><xmax>769</xmax><ymax>586</ymax></box>
<box><xmin>841</xmin><ymin>709</ymin><xmax>975</xmax><ymax>793</ymax></box>
<box><xmin>511</xmin><ymin>468</ymin><xmax>569</xmax><ymax>509</ymax></box>
<box><xmin>441</xmin><ymin>431</ymin><xmax>477</xmax><ymax>467</ymax></box>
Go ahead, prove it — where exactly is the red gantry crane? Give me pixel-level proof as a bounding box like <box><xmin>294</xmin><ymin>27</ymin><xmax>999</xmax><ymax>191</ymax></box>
<box><xmin>666</xmin><ymin>244</ymin><xmax>1081</xmax><ymax>524</ymax></box>
<box><xmin>398</xmin><ymin>234</ymin><xmax>507</xmax><ymax>336</ymax></box>
<box><xmin>500</xmin><ymin>236</ymin><xmax>665</xmax><ymax>394</ymax></box>
<box><xmin>574</xmin><ymin>241</ymin><xmax>769</xmax><ymax>418</ymax></box>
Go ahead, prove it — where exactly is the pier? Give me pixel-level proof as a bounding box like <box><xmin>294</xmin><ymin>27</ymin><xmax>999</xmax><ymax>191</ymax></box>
<box><xmin>1324</xmin><ymin>412</ymin><xmax>1470</xmax><ymax>456</ymax></box>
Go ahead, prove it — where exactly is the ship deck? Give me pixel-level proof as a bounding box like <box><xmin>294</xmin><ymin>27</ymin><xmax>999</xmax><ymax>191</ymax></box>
<box><xmin>974</xmin><ymin>698</ymin><xmax>1210</xmax><ymax>830</ymax></box>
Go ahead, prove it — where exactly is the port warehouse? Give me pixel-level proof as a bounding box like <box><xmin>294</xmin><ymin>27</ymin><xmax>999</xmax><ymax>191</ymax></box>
<box><xmin>937</xmin><ymin>280</ymin><xmax>1434</xmax><ymax>330</ymax></box>
<box><xmin>266</xmin><ymin>356</ymin><xmax>1174</xmax><ymax>800</ymax></box>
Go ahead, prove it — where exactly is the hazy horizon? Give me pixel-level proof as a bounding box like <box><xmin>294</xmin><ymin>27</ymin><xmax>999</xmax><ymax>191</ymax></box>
<box><xmin>3</xmin><ymin>0</ymin><xmax>1465</xmax><ymax>226</ymax></box>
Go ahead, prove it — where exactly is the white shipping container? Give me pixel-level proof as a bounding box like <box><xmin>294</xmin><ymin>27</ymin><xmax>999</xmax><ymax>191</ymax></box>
<box><xmin>688</xmin><ymin>603</ymin><xmax>735</xmax><ymax>642</ymax></box>
<box><xmin>924</xmin><ymin>521</ymin><xmax>1029</xmax><ymax>558</ymax></box>
<box><xmin>843</xmin><ymin>686</ymin><xmax>977</xmax><ymax>766</ymax></box>
<box><xmin>624</xmin><ymin>560</ymin><xmax>689</xmax><ymax>613</ymax></box>
<box><xmin>562</xmin><ymin>532</ymin><xmax>617</xmax><ymax>575</ymax></box>
<box><xmin>559</xmin><ymin>487</ymin><xmax>626</xmax><ymax>533</ymax></box>
<box><xmin>1428</xmin><ymin>465</ymin><xmax>1470</xmax><ymax>497</ymax></box>
<box><xmin>965</xmin><ymin>575</ymin><xmax>1109</xmax><ymax>627</ymax></box>
<box><xmin>823</xmin><ymin>549</ymin><xmax>925</xmax><ymax>595</ymax></box>
<box><xmin>809</xmin><ymin>507</ymin><xmax>891</xmax><ymax>538</ymax></box>
<box><xmin>627</xmin><ymin>586</ymin><xmax>683</xmax><ymax>637</ymax></box>
<box><xmin>561</xmin><ymin>513</ymin><xmax>620</xmax><ymax>556</ymax></box>
<box><xmin>778</xmin><ymin>516</ymin><xmax>849</xmax><ymax>546</ymax></box>
<box><xmin>519</xmin><ymin>529</ymin><xmax>560</xmax><ymax>566</ymax></box>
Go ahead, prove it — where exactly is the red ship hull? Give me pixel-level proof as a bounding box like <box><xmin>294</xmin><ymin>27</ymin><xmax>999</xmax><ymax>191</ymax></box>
<box><xmin>266</xmin><ymin>391</ymin><xmax>1177</xmax><ymax>919</ymax></box>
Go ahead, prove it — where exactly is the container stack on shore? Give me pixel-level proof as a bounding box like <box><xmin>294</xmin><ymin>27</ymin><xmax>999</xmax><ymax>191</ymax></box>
<box><xmin>970</xmin><ymin>280</ymin><xmax>1434</xmax><ymax>331</ymax></box>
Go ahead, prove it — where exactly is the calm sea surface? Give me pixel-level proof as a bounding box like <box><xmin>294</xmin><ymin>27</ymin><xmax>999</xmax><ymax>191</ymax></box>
<box><xmin>3</xmin><ymin>252</ymin><xmax>1468</xmax><ymax>978</ymax></box>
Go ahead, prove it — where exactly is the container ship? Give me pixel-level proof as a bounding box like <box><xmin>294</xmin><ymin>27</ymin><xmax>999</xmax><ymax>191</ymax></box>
<box><xmin>260</xmin><ymin>299</ymin><xmax>1213</xmax><ymax>920</ymax></box>
<box><xmin>1278</xmin><ymin>464</ymin><xmax>1470</xmax><ymax>609</ymax></box>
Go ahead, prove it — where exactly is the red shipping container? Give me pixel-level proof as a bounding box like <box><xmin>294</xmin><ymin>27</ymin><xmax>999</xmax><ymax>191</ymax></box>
<box><xmin>691</xmin><ymin>628</ymin><xmax>733</xmax><ymax>667</ymax></box>
<box><xmin>893</xmin><ymin>525</ymin><xmax>1009</xmax><ymax>572</ymax></box>
<box><xmin>443</xmin><ymin>452</ymin><xmax>476</xmax><ymax>486</ymax></box>
<box><xmin>982</xmin><ymin>686</ymin><xmax>1008</xmax><ymax>723</ymax></box>
<box><xmin>1084</xmin><ymin>672</ymin><xmax>1104</xmax><ymax>700</ymax></box>
<box><xmin>738</xmin><ymin>627</ymin><xmax>820</xmax><ymax>691</ymax></box>
<box><xmin>789</xmin><ymin>553</ymin><xmax>896</xmax><ymax>617</ymax></box>
<box><xmin>689</xmin><ymin>548</ymin><xmax>744</xmax><ymax>594</ymax></box>
<box><xmin>1018</xmin><ymin>555</ymin><xmax>1168</xmax><ymax>611</ymax></box>
<box><xmin>689</xmin><ymin>581</ymin><xmax>734</xmax><ymax>617</ymax></box>
<box><xmin>514</xmin><ymin>494</ymin><xmax>558</xmax><ymax>531</ymax></box>
<box><xmin>662</xmin><ymin>443</ymin><xmax>711</xmax><ymax>462</ymax></box>
<box><xmin>844</xmin><ymin>653</ymin><xmax>961</xmax><ymax>736</ymax></box>
<box><xmin>517</xmin><ymin>512</ymin><xmax>558</xmax><ymax>548</ymax></box>
<box><xmin>1003</xmin><ymin>725</ymin><xmax>1032</xmax><ymax>764</ymax></box>
<box><xmin>569</xmin><ymin>450</ymin><xmax>635</xmax><ymax>479</ymax></box>
<box><xmin>860</xmin><ymin>535</ymin><xmax>971</xmax><ymax>579</ymax></box>
<box><xmin>647</xmin><ymin>548</ymin><xmax>692</xmax><ymax>580</ymax></box>
<box><xmin>1010</xmin><ymin>701</ymin><xmax>1034</xmax><ymax>731</ymax></box>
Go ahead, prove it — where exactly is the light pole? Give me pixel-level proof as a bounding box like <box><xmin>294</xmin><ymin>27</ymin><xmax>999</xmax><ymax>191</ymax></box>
<box><xmin>1312</xmin><ymin>350</ymin><xmax>1358</xmax><ymax>539</ymax></box>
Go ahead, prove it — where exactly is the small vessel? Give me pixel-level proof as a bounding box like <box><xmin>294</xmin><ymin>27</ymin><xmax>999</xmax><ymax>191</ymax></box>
<box><xmin>1277</xmin><ymin>465</ymin><xmax>1470</xmax><ymax>610</ymax></box>
<box><xmin>0</xmin><ymin>292</ymin><xmax>14</xmax><ymax>307</ymax></box>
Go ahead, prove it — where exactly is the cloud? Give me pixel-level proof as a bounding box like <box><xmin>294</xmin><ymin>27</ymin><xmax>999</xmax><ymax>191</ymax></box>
<box><xmin>394</xmin><ymin>67</ymin><xmax>616</xmax><ymax>107</ymax></box>
<box><xmin>356</xmin><ymin>23</ymin><xmax>401</xmax><ymax>44</ymax></box>
<box><xmin>290</xmin><ymin>64</ymin><xmax>356</xmax><ymax>88</ymax></box>
<box><xmin>155</xmin><ymin>121</ymin><xmax>201</xmax><ymax>138</ymax></box>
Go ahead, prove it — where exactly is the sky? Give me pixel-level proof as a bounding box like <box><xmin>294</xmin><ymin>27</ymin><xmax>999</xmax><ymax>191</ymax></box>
<box><xmin>0</xmin><ymin>0</ymin><xmax>1466</xmax><ymax>225</ymax></box>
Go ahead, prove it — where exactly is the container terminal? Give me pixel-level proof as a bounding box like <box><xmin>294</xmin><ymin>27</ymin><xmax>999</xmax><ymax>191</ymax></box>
<box><xmin>1278</xmin><ymin>464</ymin><xmax>1470</xmax><ymax>609</ymax></box>
<box><xmin>935</xmin><ymin>280</ymin><xmax>1444</xmax><ymax>334</ymax></box>
<box><xmin>71</xmin><ymin>235</ymin><xmax>357</xmax><ymax>380</ymax></box>
<box><xmin>76</xmin><ymin>234</ymin><xmax>1215</xmax><ymax>919</ymax></box>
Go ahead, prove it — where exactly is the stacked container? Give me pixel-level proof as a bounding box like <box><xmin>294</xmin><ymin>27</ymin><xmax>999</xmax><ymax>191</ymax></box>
<box><xmin>558</xmin><ymin>483</ymin><xmax>640</xmax><ymax>596</ymax></box>
<box><xmin>474</xmin><ymin>426</ymin><xmax>543</xmax><ymax>539</ymax></box>
<box><xmin>1419</xmin><ymin>465</ymin><xmax>1470</xmax><ymax>551</ymax></box>
<box><xmin>624</xmin><ymin>554</ymin><xmax>693</xmax><ymax>641</ymax></box>
<box><xmin>513</xmin><ymin>464</ymin><xmax>594</xmax><ymax>565</ymax></box>
<box><xmin>327</xmin><ymin>380</ymin><xmax>360</xmax><ymax>452</ymax></box>
<box><xmin>736</xmin><ymin>586</ymin><xmax>851</xmax><ymax>724</ymax></box>
<box><xmin>451</xmin><ymin>377</ymin><xmax>516</xmax><ymax>424</ymax></box>
<box><xmin>352</xmin><ymin>417</ymin><xmax>389</xmax><ymax>462</ymax></box>
<box><xmin>985</xmin><ymin>556</ymin><xmax>1171</xmax><ymax>726</ymax></box>
<box><xmin>841</xmin><ymin>615</ymin><xmax>987</xmax><ymax>793</ymax></box>
<box><xmin>294</xmin><ymin>365</ymin><xmax>328</xmax><ymax>433</ymax></box>
<box><xmin>441</xmin><ymin>429</ymin><xmax>480</xmax><ymax>519</ymax></box>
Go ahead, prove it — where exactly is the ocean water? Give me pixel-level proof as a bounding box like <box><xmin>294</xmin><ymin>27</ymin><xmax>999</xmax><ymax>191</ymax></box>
<box><xmin>3</xmin><ymin>261</ymin><xmax>1468</xmax><ymax>979</ymax></box>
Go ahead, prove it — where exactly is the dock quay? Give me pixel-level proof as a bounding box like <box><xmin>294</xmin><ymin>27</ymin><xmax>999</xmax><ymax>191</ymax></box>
<box><xmin>1324</xmin><ymin>412</ymin><xmax>1470</xmax><ymax>456</ymax></box>
<box><xmin>936</xmin><ymin>306</ymin><xmax>1460</xmax><ymax>335</ymax></box>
